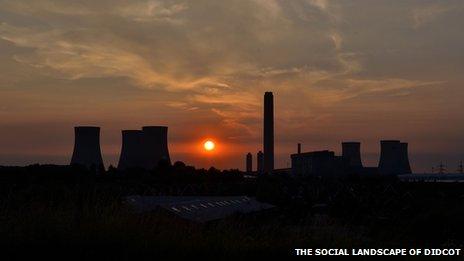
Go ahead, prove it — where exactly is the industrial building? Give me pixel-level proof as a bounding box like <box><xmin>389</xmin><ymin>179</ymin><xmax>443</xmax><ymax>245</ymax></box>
<box><xmin>290</xmin><ymin>140</ymin><xmax>412</xmax><ymax>178</ymax></box>
<box><xmin>141</xmin><ymin>126</ymin><xmax>171</xmax><ymax>169</ymax></box>
<box><xmin>291</xmin><ymin>150</ymin><xmax>347</xmax><ymax>177</ymax></box>
<box><xmin>117</xmin><ymin>130</ymin><xmax>143</xmax><ymax>170</ymax></box>
<box><xmin>71</xmin><ymin>125</ymin><xmax>171</xmax><ymax>171</ymax></box>
<box><xmin>70</xmin><ymin>126</ymin><xmax>105</xmax><ymax>170</ymax></box>
<box><xmin>125</xmin><ymin>196</ymin><xmax>275</xmax><ymax>223</ymax></box>
<box><xmin>399</xmin><ymin>142</ymin><xmax>412</xmax><ymax>174</ymax></box>
<box><xmin>378</xmin><ymin>140</ymin><xmax>412</xmax><ymax>175</ymax></box>
<box><xmin>246</xmin><ymin>92</ymin><xmax>418</xmax><ymax>178</ymax></box>
<box><xmin>342</xmin><ymin>142</ymin><xmax>363</xmax><ymax>168</ymax></box>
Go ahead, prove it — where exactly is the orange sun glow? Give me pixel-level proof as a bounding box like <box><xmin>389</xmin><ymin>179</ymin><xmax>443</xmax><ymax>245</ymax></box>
<box><xmin>203</xmin><ymin>140</ymin><xmax>215</xmax><ymax>151</ymax></box>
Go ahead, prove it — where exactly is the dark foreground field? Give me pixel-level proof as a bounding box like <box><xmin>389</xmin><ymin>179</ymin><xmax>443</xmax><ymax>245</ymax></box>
<box><xmin>1</xmin><ymin>164</ymin><xmax>464</xmax><ymax>258</ymax></box>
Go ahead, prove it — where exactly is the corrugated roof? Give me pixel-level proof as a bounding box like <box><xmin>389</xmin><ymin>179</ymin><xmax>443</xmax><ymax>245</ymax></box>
<box><xmin>125</xmin><ymin>196</ymin><xmax>275</xmax><ymax>222</ymax></box>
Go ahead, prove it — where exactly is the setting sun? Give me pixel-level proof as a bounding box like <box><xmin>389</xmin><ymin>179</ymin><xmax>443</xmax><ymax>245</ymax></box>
<box><xmin>203</xmin><ymin>140</ymin><xmax>215</xmax><ymax>151</ymax></box>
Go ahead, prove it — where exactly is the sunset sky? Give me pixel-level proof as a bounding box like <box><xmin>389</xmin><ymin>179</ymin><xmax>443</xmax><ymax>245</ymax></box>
<box><xmin>0</xmin><ymin>0</ymin><xmax>463</xmax><ymax>172</ymax></box>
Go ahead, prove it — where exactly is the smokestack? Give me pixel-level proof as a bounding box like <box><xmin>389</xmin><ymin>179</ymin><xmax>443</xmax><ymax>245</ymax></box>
<box><xmin>342</xmin><ymin>142</ymin><xmax>363</xmax><ymax>168</ymax></box>
<box><xmin>117</xmin><ymin>130</ymin><xmax>143</xmax><ymax>170</ymax></box>
<box><xmin>246</xmin><ymin>153</ymin><xmax>252</xmax><ymax>173</ymax></box>
<box><xmin>142</xmin><ymin>126</ymin><xmax>171</xmax><ymax>169</ymax></box>
<box><xmin>70</xmin><ymin>126</ymin><xmax>104</xmax><ymax>170</ymax></box>
<box><xmin>263</xmin><ymin>92</ymin><xmax>274</xmax><ymax>173</ymax></box>
<box><xmin>378</xmin><ymin>140</ymin><xmax>401</xmax><ymax>175</ymax></box>
<box><xmin>257</xmin><ymin>151</ymin><xmax>264</xmax><ymax>174</ymax></box>
<box><xmin>399</xmin><ymin>142</ymin><xmax>412</xmax><ymax>174</ymax></box>
<box><xmin>297</xmin><ymin>143</ymin><xmax>301</xmax><ymax>154</ymax></box>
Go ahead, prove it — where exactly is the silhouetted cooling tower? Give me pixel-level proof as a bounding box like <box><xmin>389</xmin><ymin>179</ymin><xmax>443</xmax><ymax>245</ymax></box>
<box><xmin>263</xmin><ymin>92</ymin><xmax>274</xmax><ymax>173</ymax></box>
<box><xmin>257</xmin><ymin>151</ymin><xmax>264</xmax><ymax>174</ymax></box>
<box><xmin>378</xmin><ymin>140</ymin><xmax>401</xmax><ymax>175</ymax></box>
<box><xmin>246</xmin><ymin>153</ymin><xmax>252</xmax><ymax>173</ymax></box>
<box><xmin>117</xmin><ymin>130</ymin><xmax>143</xmax><ymax>170</ymax></box>
<box><xmin>399</xmin><ymin>142</ymin><xmax>412</xmax><ymax>174</ymax></box>
<box><xmin>70</xmin><ymin>126</ymin><xmax>104</xmax><ymax>170</ymax></box>
<box><xmin>342</xmin><ymin>142</ymin><xmax>363</xmax><ymax>168</ymax></box>
<box><xmin>142</xmin><ymin>126</ymin><xmax>171</xmax><ymax>169</ymax></box>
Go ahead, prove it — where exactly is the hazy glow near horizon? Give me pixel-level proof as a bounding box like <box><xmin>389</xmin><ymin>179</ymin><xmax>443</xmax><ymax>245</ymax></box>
<box><xmin>0</xmin><ymin>0</ymin><xmax>463</xmax><ymax>171</ymax></box>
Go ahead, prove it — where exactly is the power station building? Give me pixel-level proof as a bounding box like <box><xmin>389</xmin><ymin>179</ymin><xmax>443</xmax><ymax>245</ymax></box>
<box><xmin>399</xmin><ymin>142</ymin><xmax>412</xmax><ymax>174</ymax></box>
<box><xmin>71</xmin><ymin>125</ymin><xmax>171</xmax><ymax>171</ymax></box>
<box><xmin>291</xmin><ymin>150</ymin><xmax>347</xmax><ymax>177</ymax></box>
<box><xmin>70</xmin><ymin>126</ymin><xmax>105</xmax><ymax>170</ymax></box>
<box><xmin>378</xmin><ymin>140</ymin><xmax>412</xmax><ymax>175</ymax></box>
<box><xmin>117</xmin><ymin>130</ymin><xmax>143</xmax><ymax>170</ymax></box>
<box><xmin>291</xmin><ymin>140</ymin><xmax>412</xmax><ymax>177</ymax></box>
<box><xmin>141</xmin><ymin>126</ymin><xmax>171</xmax><ymax>169</ymax></box>
<box><xmin>342</xmin><ymin>142</ymin><xmax>363</xmax><ymax>168</ymax></box>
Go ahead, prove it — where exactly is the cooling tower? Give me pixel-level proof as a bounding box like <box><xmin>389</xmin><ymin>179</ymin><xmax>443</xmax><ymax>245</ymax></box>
<box><xmin>257</xmin><ymin>151</ymin><xmax>264</xmax><ymax>174</ymax></box>
<box><xmin>263</xmin><ymin>92</ymin><xmax>274</xmax><ymax>173</ymax></box>
<box><xmin>70</xmin><ymin>126</ymin><xmax>104</xmax><ymax>170</ymax></box>
<box><xmin>378</xmin><ymin>140</ymin><xmax>401</xmax><ymax>175</ymax></box>
<box><xmin>399</xmin><ymin>142</ymin><xmax>412</xmax><ymax>174</ymax></box>
<box><xmin>117</xmin><ymin>130</ymin><xmax>143</xmax><ymax>170</ymax></box>
<box><xmin>342</xmin><ymin>142</ymin><xmax>363</xmax><ymax>168</ymax></box>
<box><xmin>142</xmin><ymin>126</ymin><xmax>171</xmax><ymax>169</ymax></box>
<box><xmin>246</xmin><ymin>153</ymin><xmax>253</xmax><ymax>173</ymax></box>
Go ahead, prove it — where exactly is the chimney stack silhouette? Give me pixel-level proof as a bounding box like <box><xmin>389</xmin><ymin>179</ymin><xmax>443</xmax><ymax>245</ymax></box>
<box><xmin>117</xmin><ymin>130</ymin><xmax>143</xmax><ymax>170</ymax></box>
<box><xmin>342</xmin><ymin>142</ymin><xmax>363</xmax><ymax>168</ymax></box>
<box><xmin>263</xmin><ymin>92</ymin><xmax>274</xmax><ymax>173</ymax></box>
<box><xmin>70</xmin><ymin>126</ymin><xmax>104</xmax><ymax>170</ymax></box>
<box><xmin>246</xmin><ymin>153</ymin><xmax>252</xmax><ymax>173</ymax></box>
<box><xmin>257</xmin><ymin>151</ymin><xmax>264</xmax><ymax>174</ymax></box>
<box><xmin>142</xmin><ymin>126</ymin><xmax>171</xmax><ymax>169</ymax></box>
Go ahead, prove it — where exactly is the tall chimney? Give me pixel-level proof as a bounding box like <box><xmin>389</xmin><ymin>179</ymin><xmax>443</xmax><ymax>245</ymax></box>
<box><xmin>263</xmin><ymin>92</ymin><xmax>274</xmax><ymax>173</ymax></box>
<box><xmin>246</xmin><ymin>153</ymin><xmax>252</xmax><ymax>173</ymax></box>
<box><xmin>117</xmin><ymin>130</ymin><xmax>143</xmax><ymax>170</ymax></box>
<box><xmin>297</xmin><ymin>143</ymin><xmax>301</xmax><ymax>154</ymax></box>
<box><xmin>378</xmin><ymin>140</ymin><xmax>401</xmax><ymax>175</ymax></box>
<box><xmin>342</xmin><ymin>142</ymin><xmax>363</xmax><ymax>168</ymax></box>
<box><xmin>142</xmin><ymin>126</ymin><xmax>171</xmax><ymax>169</ymax></box>
<box><xmin>257</xmin><ymin>151</ymin><xmax>264</xmax><ymax>175</ymax></box>
<box><xmin>70</xmin><ymin>126</ymin><xmax>104</xmax><ymax>170</ymax></box>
